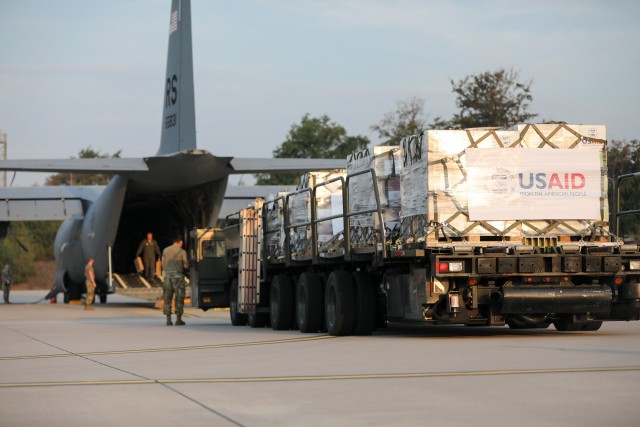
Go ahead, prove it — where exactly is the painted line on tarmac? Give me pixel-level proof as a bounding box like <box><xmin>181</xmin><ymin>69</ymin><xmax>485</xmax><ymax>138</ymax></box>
<box><xmin>161</xmin><ymin>365</ymin><xmax>640</xmax><ymax>384</ymax></box>
<box><xmin>2</xmin><ymin>366</ymin><xmax>640</xmax><ymax>388</ymax></box>
<box><xmin>0</xmin><ymin>335</ymin><xmax>335</xmax><ymax>361</ymax></box>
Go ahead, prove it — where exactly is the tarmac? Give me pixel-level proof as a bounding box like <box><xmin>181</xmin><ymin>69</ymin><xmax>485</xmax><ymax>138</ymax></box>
<box><xmin>1</xmin><ymin>290</ymin><xmax>639</xmax><ymax>427</ymax></box>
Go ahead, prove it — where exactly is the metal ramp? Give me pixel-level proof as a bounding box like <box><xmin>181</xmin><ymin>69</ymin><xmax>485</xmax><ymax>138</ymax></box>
<box><xmin>113</xmin><ymin>273</ymin><xmax>162</xmax><ymax>301</ymax></box>
<box><xmin>113</xmin><ymin>273</ymin><xmax>190</xmax><ymax>301</ymax></box>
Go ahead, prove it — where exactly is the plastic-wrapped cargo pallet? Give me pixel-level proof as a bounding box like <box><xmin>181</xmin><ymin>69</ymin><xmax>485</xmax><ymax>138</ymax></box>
<box><xmin>399</xmin><ymin>124</ymin><xmax>609</xmax><ymax>245</ymax></box>
<box><xmin>264</xmin><ymin>192</ymin><xmax>288</xmax><ymax>262</ymax></box>
<box><xmin>288</xmin><ymin>169</ymin><xmax>346</xmax><ymax>259</ymax></box>
<box><xmin>346</xmin><ymin>146</ymin><xmax>402</xmax><ymax>250</ymax></box>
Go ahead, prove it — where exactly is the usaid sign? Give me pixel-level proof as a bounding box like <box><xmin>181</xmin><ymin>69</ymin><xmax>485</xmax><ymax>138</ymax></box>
<box><xmin>466</xmin><ymin>148</ymin><xmax>602</xmax><ymax>220</ymax></box>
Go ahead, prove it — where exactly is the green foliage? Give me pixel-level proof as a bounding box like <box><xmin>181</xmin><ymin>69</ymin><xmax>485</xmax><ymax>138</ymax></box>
<box><xmin>24</xmin><ymin>221</ymin><xmax>61</xmax><ymax>261</ymax></box>
<box><xmin>256</xmin><ymin>114</ymin><xmax>369</xmax><ymax>185</ymax></box>
<box><xmin>439</xmin><ymin>68</ymin><xmax>537</xmax><ymax>129</ymax></box>
<box><xmin>370</xmin><ymin>97</ymin><xmax>429</xmax><ymax>146</ymax></box>
<box><xmin>45</xmin><ymin>146</ymin><xmax>122</xmax><ymax>186</ymax></box>
<box><xmin>607</xmin><ymin>139</ymin><xmax>640</xmax><ymax>239</ymax></box>
<box><xmin>0</xmin><ymin>223</ymin><xmax>36</xmax><ymax>283</ymax></box>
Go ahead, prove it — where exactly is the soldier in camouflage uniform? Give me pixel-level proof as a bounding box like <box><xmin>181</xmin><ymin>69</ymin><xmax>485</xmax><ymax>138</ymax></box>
<box><xmin>136</xmin><ymin>232</ymin><xmax>161</xmax><ymax>280</ymax></box>
<box><xmin>2</xmin><ymin>264</ymin><xmax>12</xmax><ymax>304</ymax></box>
<box><xmin>161</xmin><ymin>236</ymin><xmax>189</xmax><ymax>326</ymax></box>
<box><xmin>84</xmin><ymin>257</ymin><xmax>96</xmax><ymax>311</ymax></box>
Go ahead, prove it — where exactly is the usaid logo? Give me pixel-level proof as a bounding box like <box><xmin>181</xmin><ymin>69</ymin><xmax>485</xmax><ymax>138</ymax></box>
<box><xmin>519</xmin><ymin>173</ymin><xmax>586</xmax><ymax>190</ymax></box>
<box><xmin>483</xmin><ymin>168</ymin><xmax>517</xmax><ymax>198</ymax></box>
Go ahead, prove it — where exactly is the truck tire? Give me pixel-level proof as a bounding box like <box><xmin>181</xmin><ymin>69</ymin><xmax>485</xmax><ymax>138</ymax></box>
<box><xmin>553</xmin><ymin>315</ymin><xmax>583</xmax><ymax>331</ymax></box>
<box><xmin>230</xmin><ymin>279</ymin><xmax>247</xmax><ymax>326</ymax></box>
<box><xmin>248</xmin><ymin>312</ymin><xmax>269</xmax><ymax>328</ymax></box>
<box><xmin>507</xmin><ymin>315</ymin><xmax>551</xmax><ymax>329</ymax></box>
<box><xmin>297</xmin><ymin>272</ymin><xmax>323</xmax><ymax>333</ymax></box>
<box><xmin>352</xmin><ymin>272</ymin><xmax>376</xmax><ymax>335</ymax></box>
<box><xmin>270</xmin><ymin>274</ymin><xmax>294</xmax><ymax>330</ymax></box>
<box><xmin>325</xmin><ymin>270</ymin><xmax>355</xmax><ymax>336</ymax></box>
<box><xmin>99</xmin><ymin>294</ymin><xmax>107</xmax><ymax>304</ymax></box>
<box><xmin>581</xmin><ymin>321</ymin><xmax>603</xmax><ymax>331</ymax></box>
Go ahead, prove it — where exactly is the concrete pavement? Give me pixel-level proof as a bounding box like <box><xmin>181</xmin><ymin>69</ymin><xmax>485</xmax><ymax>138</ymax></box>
<box><xmin>1</xmin><ymin>290</ymin><xmax>639</xmax><ymax>426</ymax></box>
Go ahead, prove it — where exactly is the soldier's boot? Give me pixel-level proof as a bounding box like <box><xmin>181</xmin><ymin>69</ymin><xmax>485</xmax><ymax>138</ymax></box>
<box><xmin>166</xmin><ymin>315</ymin><xmax>173</xmax><ymax>326</ymax></box>
<box><xmin>175</xmin><ymin>315</ymin><xmax>185</xmax><ymax>326</ymax></box>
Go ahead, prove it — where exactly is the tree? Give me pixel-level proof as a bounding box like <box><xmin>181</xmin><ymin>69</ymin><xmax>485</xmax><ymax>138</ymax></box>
<box><xmin>0</xmin><ymin>223</ymin><xmax>36</xmax><ymax>283</ymax></box>
<box><xmin>443</xmin><ymin>68</ymin><xmax>537</xmax><ymax>129</ymax></box>
<box><xmin>256</xmin><ymin>114</ymin><xmax>369</xmax><ymax>185</ymax></box>
<box><xmin>45</xmin><ymin>147</ymin><xmax>122</xmax><ymax>186</ymax></box>
<box><xmin>24</xmin><ymin>221</ymin><xmax>61</xmax><ymax>261</ymax></box>
<box><xmin>607</xmin><ymin>139</ymin><xmax>640</xmax><ymax>239</ymax></box>
<box><xmin>370</xmin><ymin>97</ymin><xmax>430</xmax><ymax>146</ymax></box>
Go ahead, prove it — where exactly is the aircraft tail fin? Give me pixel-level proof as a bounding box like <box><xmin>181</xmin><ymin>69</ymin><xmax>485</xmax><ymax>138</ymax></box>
<box><xmin>157</xmin><ymin>0</ymin><xmax>197</xmax><ymax>155</ymax></box>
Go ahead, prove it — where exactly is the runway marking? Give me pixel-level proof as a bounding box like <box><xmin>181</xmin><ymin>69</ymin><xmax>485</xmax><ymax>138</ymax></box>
<box><xmin>0</xmin><ymin>335</ymin><xmax>334</xmax><ymax>361</ymax></box>
<box><xmin>1</xmin><ymin>366</ymin><xmax>639</xmax><ymax>388</ymax></box>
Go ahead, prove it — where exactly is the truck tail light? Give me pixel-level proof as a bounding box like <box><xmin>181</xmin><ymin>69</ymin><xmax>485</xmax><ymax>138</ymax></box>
<box><xmin>437</xmin><ymin>262</ymin><xmax>449</xmax><ymax>273</ymax></box>
<box><xmin>437</xmin><ymin>261</ymin><xmax>464</xmax><ymax>273</ymax></box>
<box><xmin>449</xmin><ymin>262</ymin><xmax>464</xmax><ymax>272</ymax></box>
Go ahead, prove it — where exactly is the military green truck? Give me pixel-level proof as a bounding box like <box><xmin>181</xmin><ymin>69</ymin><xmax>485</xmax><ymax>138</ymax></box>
<box><xmin>190</xmin><ymin>123</ymin><xmax>640</xmax><ymax>335</ymax></box>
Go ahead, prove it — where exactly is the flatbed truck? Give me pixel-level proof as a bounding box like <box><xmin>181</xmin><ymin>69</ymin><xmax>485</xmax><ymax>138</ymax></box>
<box><xmin>189</xmin><ymin>124</ymin><xmax>640</xmax><ymax>335</ymax></box>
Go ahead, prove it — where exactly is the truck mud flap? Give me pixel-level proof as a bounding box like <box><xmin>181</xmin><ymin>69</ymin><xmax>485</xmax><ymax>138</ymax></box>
<box><xmin>493</xmin><ymin>286</ymin><xmax>612</xmax><ymax>314</ymax></box>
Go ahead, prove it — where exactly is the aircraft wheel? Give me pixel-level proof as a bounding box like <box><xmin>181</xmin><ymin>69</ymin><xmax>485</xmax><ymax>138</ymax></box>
<box><xmin>352</xmin><ymin>272</ymin><xmax>376</xmax><ymax>336</ymax></box>
<box><xmin>230</xmin><ymin>279</ymin><xmax>247</xmax><ymax>326</ymax></box>
<box><xmin>270</xmin><ymin>274</ymin><xmax>294</xmax><ymax>330</ymax></box>
<box><xmin>297</xmin><ymin>272</ymin><xmax>323</xmax><ymax>333</ymax></box>
<box><xmin>325</xmin><ymin>270</ymin><xmax>354</xmax><ymax>336</ymax></box>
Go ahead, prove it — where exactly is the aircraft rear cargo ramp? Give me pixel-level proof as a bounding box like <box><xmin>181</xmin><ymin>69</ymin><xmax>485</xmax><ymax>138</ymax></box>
<box><xmin>112</xmin><ymin>273</ymin><xmax>191</xmax><ymax>301</ymax></box>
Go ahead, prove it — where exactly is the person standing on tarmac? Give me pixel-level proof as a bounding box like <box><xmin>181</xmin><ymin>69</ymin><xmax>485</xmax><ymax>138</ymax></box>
<box><xmin>162</xmin><ymin>236</ymin><xmax>189</xmax><ymax>326</ymax></box>
<box><xmin>2</xmin><ymin>264</ymin><xmax>12</xmax><ymax>304</ymax></box>
<box><xmin>84</xmin><ymin>257</ymin><xmax>97</xmax><ymax>311</ymax></box>
<box><xmin>136</xmin><ymin>232</ymin><xmax>161</xmax><ymax>280</ymax></box>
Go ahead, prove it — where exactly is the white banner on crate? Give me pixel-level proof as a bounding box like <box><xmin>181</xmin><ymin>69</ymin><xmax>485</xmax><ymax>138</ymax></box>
<box><xmin>466</xmin><ymin>148</ymin><xmax>602</xmax><ymax>220</ymax></box>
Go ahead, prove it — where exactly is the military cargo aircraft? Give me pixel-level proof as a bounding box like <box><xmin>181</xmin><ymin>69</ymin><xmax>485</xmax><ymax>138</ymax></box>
<box><xmin>0</xmin><ymin>0</ymin><xmax>342</xmax><ymax>302</ymax></box>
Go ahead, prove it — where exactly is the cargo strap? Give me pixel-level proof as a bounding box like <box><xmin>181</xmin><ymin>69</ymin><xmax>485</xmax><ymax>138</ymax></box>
<box><xmin>406</xmin><ymin>124</ymin><xmax>610</xmax><ymax>243</ymax></box>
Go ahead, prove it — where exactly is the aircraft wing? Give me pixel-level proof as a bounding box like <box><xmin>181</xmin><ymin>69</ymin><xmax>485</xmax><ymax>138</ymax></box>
<box><xmin>0</xmin><ymin>186</ymin><xmax>104</xmax><ymax>221</ymax></box>
<box><xmin>229</xmin><ymin>158</ymin><xmax>344</xmax><ymax>174</ymax></box>
<box><xmin>220</xmin><ymin>185</ymin><xmax>295</xmax><ymax>219</ymax></box>
<box><xmin>0</xmin><ymin>158</ymin><xmax>148</xmax><ymax>174</ymax></box>
<box><xmin>0</xmin><ymin>156</ymin><xmax>342</xmax><ymax>175</ymax></box>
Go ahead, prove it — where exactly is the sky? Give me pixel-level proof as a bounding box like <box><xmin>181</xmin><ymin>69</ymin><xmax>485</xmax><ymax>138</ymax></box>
<box><xmin>1</xmin><ymin>0</ymin><xmax>639</xmax><ymax>187</ymax></box>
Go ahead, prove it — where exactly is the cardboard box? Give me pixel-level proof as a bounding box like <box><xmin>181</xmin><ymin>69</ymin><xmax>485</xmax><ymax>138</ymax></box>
<box><xmin>399</xmin><ymin>125</ymin><xmax>609</xmax><ymax>244</ymax></box>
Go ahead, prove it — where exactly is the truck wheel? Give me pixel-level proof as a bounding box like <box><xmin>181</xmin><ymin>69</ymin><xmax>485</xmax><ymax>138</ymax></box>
<box><xmin>581</xmin><ymin>321</ymin><xmax>603</xmax><ymax>331</ymax></box>
<box><xmin>325</xmin><ymin>270</ymin><xmax>355</xmax><ymax>336</ymax></box>
<box><xmin>63</xmin><ymin>292</ymin><xmax>70</xmax><ymax>304</ymax></box>
<box><xmin>270</xmin><ymin>274</ymin><xmax>294</xmax><ymax>330</ymax></box>
<box><xmin>297</xmin><ymin>272</ymin><xmax>323</xmax><ymax>333</ymax></box>
<box><xmin>507</xmin><ymin>315</ymin><xmax>550</xmax><ymax>329</ymax></box>
<box><xmin>230</xmin><ymin>279</ymin><xmax>247</xmax><ymax>326</ymax></box>
<box><xmin>553</xmin><ymin>315</ymin><xmax>583</xmax><ymax>331</ymax></box>
<box><xmin>352</xmin><ymin>272</ymin><xmax>376</xmax><ymax>335</ymax></box>
<box><xmin>99</xmin><ymin>294</ymin><xmax>107</xmax><ymax>304</ymax></box>
<box><xmin>248</xmin><ymin>312</ymin><xmax>269</xmax><ymax>328</ymax></box>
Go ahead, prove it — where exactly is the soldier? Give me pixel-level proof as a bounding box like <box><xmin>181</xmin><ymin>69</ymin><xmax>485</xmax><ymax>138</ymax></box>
<box><xmin>136</xmin><ymin>232</ymin><xmax>161</xmax><ymax>280</ymax></box>
<box><xmin>2</xmin><ymin>264</ymin><xmax>12</xmax><ymax>304</ymax></box>
<box><xmin>161</xmin><ymin>236</ymin><xmax>189</xmax><ymax>326</ymax></box>
<box><xmin>84</xmin><ymin>257</ymin><xmax>96</xmax><ymax>311</ymax></box>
